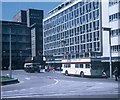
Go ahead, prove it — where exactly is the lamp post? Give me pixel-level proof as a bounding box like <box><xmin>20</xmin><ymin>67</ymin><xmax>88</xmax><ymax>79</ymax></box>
<box><xmin>102</xmin><ymin>27</ymin><xmax>112</xmax><ymax>78</ymax></box>
<box><xmin>3</xmin><ymin>51</ymin><xmax>6</xmax><ymax>69</ymax></box>
<box><xmin>20</xmin><ymin>51</ymin><xmax>23</xmax><ymax>68</ymax></box>
<box><xmin>9</xmin><ymin>27</ymin><xmax>12</xmax><ymax>78</ymax></box>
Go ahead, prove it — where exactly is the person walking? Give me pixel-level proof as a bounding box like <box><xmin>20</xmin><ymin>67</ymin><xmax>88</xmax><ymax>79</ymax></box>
<box><xmin>102</xmin><ymin>68</ymin><xmax>107</xmax><ymax>78</ymax></box>
<box><xmin>113</xmin><ymin>67</ymin><xmax>118</xmax><ymax>81</ymax></box>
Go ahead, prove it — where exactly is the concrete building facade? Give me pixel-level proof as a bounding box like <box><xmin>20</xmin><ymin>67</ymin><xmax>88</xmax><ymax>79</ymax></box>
<box><xmin>43</xmin><ymin>0</ymin><xmax>120</xmax><ymax>72</ymax></box>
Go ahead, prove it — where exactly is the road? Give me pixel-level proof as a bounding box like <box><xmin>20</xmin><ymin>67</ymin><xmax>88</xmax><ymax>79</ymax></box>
<box><xmin>1</xmin><ymin>70</ymin><xmax>120</xmax><ymax>99</ymax></box>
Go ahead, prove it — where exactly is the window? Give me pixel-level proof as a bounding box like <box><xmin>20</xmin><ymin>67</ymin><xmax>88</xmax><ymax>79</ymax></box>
<box><xmin>75</xmin><ymin>36</ymin><xmax>79</xmax><ymax>44</ymax></box>
<box><xmin>86</xmin><ymin>14</ymin><xmax>88</xmax><ymax>22</ymax></box>
<box><xmin>89</xmin><ymin>12</ymin><xmax>92</xmax><ymax>20</ymax></box>
<box><xmin>93</xmin><ymin>11</ymin><xmax>96</xmax><ymax>20</ymax></box>
<box><xmin>76</xmin><ymin>27</ymin><xmax>79</xmax><ymax>34</ymax></box>
<box><xmin>83</xmin><ymin>15</ymin><xmax>85</xmax><ymax>23</ymax></box>
<box><xmin>83</xmin><ymin>25</ymin><xmax>85</xmax><ymax>33</ymax></box>
<box><xmin>85</xmin><ymin>64</ymin><xmax>91</xmax><ymax>68</ymax></box>
<box><xmin>109</xmin><ymin>12</ymin><xmax>120</xmax><ymax>22</ymax></box>
<box><xmin>77</xmin><ymin>18</ymin><xmax>79</xmax><ymax>25</ymax></box>
<box><xmin>111</xmin><ymin>29</ymin><xmax>120</xmax><ymax>37</ymax></box>
<box><xmin>109</xmin><ymin>0</ymin><xmax>119</xmax><ymax>6</ymax></box>
<box><xmin>75</xmin><ymin>45</ymin><xmax>79</xmax><ymax>52</ymax></box>
<box><xmin>86</xmin><ymin>24</ymin><xmax>88</xmax><ymax>32</ymax></box>
<box><xmin>93</xmin><ymin>20</ymin><xmax>99</xmax><ymax>30</ymax></box>
<box><xmin>75</xmin><ymin>64</ymin><xmax>83</xmax><ymax>68</ymax></box>
<box><xmin>3</xmin><ymin>27</ymin><xmax>9</xmax><ymax>34</ymax></box>
<box><xmin>64</xmin><ymin>64</ymin><xmax>70</xmax><ymax>68</ymax></box>
<box><xmin>70</xmin><ymin>38</ymin><xmax>74</xmax><ymax>45</ymax></box>
<box><xmin>111</xmin><ymin>45</ymin><xmax>120</xmax><ymax>52</ymax></box>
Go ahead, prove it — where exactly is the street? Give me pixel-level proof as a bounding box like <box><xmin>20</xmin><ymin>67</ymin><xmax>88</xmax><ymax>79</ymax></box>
<box><xmin>1</xmin><ymin>70</ymin><xmax>119</xmax><ymax>98</ymax></box>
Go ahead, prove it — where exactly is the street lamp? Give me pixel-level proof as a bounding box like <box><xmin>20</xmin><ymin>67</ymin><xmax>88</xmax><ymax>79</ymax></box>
<box><xmin>3</xmin><ymin>51</ymin><xmax>6</xmax><ymax>69</ymax></box>
<box><xmin>19</xmin><ymin>51</ymin><xmax>23</xmax><ymax>68</ymax></box>
<box><xmin>102</xmin><ymin>27</ymin><xmax>112</xmax><ymax>78</ymax></box>
<box><xmin>9</xmin><ymin>27</ymin><xmax>12</xmax><ymax>78</ymax></box>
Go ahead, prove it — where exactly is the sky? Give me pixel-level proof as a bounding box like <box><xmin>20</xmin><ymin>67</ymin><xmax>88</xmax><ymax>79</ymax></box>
<box><xmin>1</xmin><ymin>2</ymin><xmax>63</xmax><ymax>21</ymax></box>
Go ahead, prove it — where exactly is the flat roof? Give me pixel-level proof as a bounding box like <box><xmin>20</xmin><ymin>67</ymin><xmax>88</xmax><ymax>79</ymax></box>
<box><xmin>44</xmin><ymin>0</ymin><xmax>81</xmax><ymax>21</ymax></box>
<box><xmin>48</xmin><ymin>0</ymin><xmax>77</xmax><ymax>15</ymax></box>
<box><xmin>1</xmin><ymin>20</ymin><xmax>27</xmax><ymax>25</ymax></box>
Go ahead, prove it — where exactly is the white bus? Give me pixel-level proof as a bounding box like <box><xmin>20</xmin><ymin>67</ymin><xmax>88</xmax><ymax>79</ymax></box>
<box><xmin>61</xmin><ymin>58</ymin><xmax>104</xmax><ymax>77</ymax></box>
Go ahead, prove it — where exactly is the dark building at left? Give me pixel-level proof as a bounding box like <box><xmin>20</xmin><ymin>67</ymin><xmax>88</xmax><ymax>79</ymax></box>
<box><xmin>1</xmin><ymin>9</ymin><xmax>44</xmax><ymax>70</ymax></box>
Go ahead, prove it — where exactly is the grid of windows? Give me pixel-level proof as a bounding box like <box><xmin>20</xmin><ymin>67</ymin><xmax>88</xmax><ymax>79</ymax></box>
<box><xmin>109</xmin><ymin>0</ymin><xmax>119</xmax><ymax>6</ymax></box>
<box><xmin>43</xmin><ymin>0</ymin><xmax>102</xmax><ymax>59</ymax></box>
<box><xmin>111</xmin><ymin>45</ymin><xmax>120</xmax><ymax>53</ymax></box>
<box><xmin>109</xmin><ymin>12</ymin><xmax>120</xmax><ymax>22</ymax></box>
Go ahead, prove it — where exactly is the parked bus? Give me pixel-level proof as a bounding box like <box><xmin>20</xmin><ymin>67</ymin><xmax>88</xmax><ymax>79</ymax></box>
<box><xmin>61</xmin><ymin>58</ymin><xmax>106</xmax><ymax>77</ymax></box>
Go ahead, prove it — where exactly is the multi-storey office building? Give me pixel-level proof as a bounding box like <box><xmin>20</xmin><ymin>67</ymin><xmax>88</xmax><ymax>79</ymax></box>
<box><xmin>30</xmin><ymin>23</ymin><xmax>43</xmax><ymax>57</ymax></box>
<box><xmin>1</xmin><ymin>21</ymin><xmax>31</xmax><ymax>69</ymax></box>
<box><xmin>43</xmin><ymin>0</ymin><xmax>120</xmax><ymax>72</ymax></box>
<box><xmin>26</xmin><ymin>9</ymin><xmax>43</xmax><ymax>27</ymax></box>
<box><xmin>101</xmin><ymin>0</ymin><xmax>120</xmax><ymax>70</ymax></box>
<box><xmin>13</xmin><ymin>9</ymin><xmax>44</xmax><ymax>57</ymax></box>
<box><xmin>2</xmin><ymin>9</ymin><xmax>44</xmax><ymax>69</ymax></box>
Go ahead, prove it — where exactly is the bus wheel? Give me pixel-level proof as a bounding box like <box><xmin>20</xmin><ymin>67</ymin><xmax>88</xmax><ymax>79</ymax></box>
<box><xmin>80</xmin><ymin>72</ymin><xmax>84</xmax><ymax>78</ymax></box>
<box><xmin>65</xmin><ymin>70</ymin><xmax>68</xmax><ymax>76</ymax></box>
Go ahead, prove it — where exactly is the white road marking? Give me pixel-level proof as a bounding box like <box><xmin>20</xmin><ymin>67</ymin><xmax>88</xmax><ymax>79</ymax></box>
<box><xmin>25</xmin><ymin>78</ymin><xmax>30</xmax><ymax>80</ymax></box>
<box><xmin>13</xmin><ymin>90</ymin><xmax>19</xmax><ymax>92</ymax></box>
<box><xmin>4</xmin><ymin>91</ymin><xmax>13</xmax><ymax>93</ymax></box>
<box><xmin>54</xmin><ymin>79</ymin><xmax>59</xmax><ymax>85</ymax></box>
<box><xmin>69</xmin><ymin>91</ymin><xmax>76</xmax><ymax>93</ymax></box>
<box><xmin>20</xmin><ymin>81</ymin><xmax>24</xmax><ymax>83</ymax></box>
<box><xmin>3</xmin><ymin>88</ymin><xmax>30</xmax><ymax>93</ymax></box>
<box><xmin>69</xmin><ymin>77</ymin><xmax>77</xmax><ymax>78</ymax></box>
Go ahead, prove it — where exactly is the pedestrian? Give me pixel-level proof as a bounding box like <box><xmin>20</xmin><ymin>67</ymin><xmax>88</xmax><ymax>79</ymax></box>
<box><xmin>113</xmin><ymin>67</ymin><xmax>118</xmax><ymax>81</ymax></box>
<box><xmin>102</xmin><ymin>68</ymin><xmax>107</xmax><ymax>78</ymax></box>
<box><xmin>52</xmin><ymin>67</ymin><xmax>55</xmax><ymax>73</ymax></box>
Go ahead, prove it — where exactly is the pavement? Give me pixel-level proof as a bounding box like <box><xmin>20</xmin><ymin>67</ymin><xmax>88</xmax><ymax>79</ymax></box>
<box><xmin>1</xmin><ymin>70</ymin><xmax>120</xmax><ymax>99</ymax></box>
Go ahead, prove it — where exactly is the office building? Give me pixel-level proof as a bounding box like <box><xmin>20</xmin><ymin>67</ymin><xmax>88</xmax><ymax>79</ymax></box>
<box><xmin>26</xmin><ymin>9</ymin><xmax>43</xmax><ymax>27</ymax></box>
<box><xmin>13</xmin><ymin>9</ymin><xmax>43</xmax><ymax>57</ymax></box>
<box><xmin>43</xmin><ymin>0</ymin><xmax>120</xmax><ymax>70</ymax></box>
<box><xmin>2</xmin><ymin>9</ymin><xmax>43</xmax><ymax>69</ymax></box>
<box><xmin>1</xmin><ymin>21</ymin><xmax>31</xmax><ymax>69</ymax></box>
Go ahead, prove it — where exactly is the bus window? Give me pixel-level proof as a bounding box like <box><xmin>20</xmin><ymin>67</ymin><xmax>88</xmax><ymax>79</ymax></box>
<box><xmin>64</xmin><ymin>64</ymin><xmax>70</xmax><ymax>68</ymax></box>
<box><xmin>80</xmin><ymin>64</ymin><xmax>83</xmax><ymax>68</ymax></box>
<box><xmin>75</xmin><ymin>64</ymin><xmax>83</xmax><ymax>68</ymax></box>
<box><xmin>75</xmin><ymin>64</ymin><xmax>79</xmax><ymax>68</ymax></box>
<box><xmin>85</xmin><ymin>64</ymin><xmax>91</xmax><ymax>68</ymax></box>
